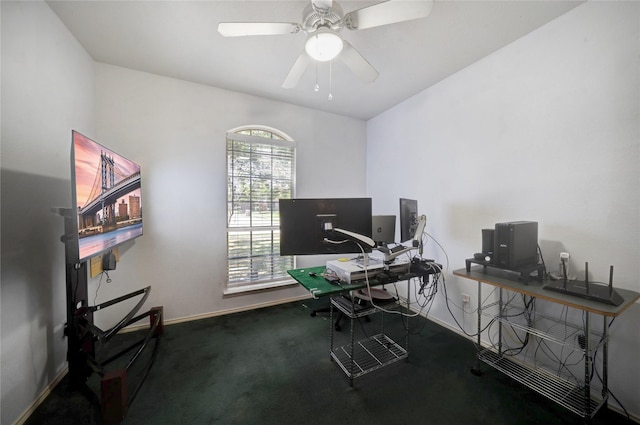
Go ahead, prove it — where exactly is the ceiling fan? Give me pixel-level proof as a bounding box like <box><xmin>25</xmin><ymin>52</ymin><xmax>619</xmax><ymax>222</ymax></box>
<box><xmin>218</xmin><ymin>0</ymin><xmax>434</xmax><ymax>89</ymax></box>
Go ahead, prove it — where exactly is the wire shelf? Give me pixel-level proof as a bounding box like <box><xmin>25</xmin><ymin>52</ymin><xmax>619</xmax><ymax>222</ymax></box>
<box><xmin>331</xmin><ymin>295</ymin><xmax>401</xmax><ymax>318</ymax></box>
<box><xmin>478</xmin><ymin>349</ymin><xmax>605</xmax><ymax>418</ymax></box>
<box><xmin>331</xmin><ymin>334</ymin><xmax>407</xmax><ymax>379</ymax></box>
<box><xmin>331</xmin><ymin>295</ymin><xmax>380</xmax><ymax>319</ymax></box>
<box><xmin>480</xmin><ymin>301</ymin><xmax>606</xmax><ymax>351</ymax></box>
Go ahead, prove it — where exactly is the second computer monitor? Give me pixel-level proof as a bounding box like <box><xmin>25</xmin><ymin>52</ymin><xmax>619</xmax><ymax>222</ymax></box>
<box><xmin>399</xmin><ymin>198</ymin><xmax>418</xmax><ymax>242</ymax></box>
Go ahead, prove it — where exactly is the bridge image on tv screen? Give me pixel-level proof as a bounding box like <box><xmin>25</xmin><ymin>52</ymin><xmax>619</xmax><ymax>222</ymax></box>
<box><xmin>72</xmin><ymin>131</ymin><xmax>143</xmax><ymax>261</ymax></box>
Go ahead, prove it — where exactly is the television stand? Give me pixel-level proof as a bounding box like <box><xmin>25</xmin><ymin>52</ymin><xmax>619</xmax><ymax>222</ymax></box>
<box><xmin>57</xmin><ymin>208</ymin><xmax>163</xmax><ymax>424</ymax></box>
<box><xmin>465</xmin><ymin>258</ymin><xmax>544</xmax><ymax>283</ymax></box>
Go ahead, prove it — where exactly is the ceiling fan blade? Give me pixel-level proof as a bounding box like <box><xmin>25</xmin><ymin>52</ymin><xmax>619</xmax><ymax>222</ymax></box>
<box><xmin>282</xmin><ymin>51</ymin><xmax>312</xmax><ymax>88</ymax></box>
<box><xmin>338</xmin><ymin>41</ymin><xmax>379</xmax><ymax>84</ymax></box>
<box><xmin>344</xmin><ymin>0</ymin><xmax>434</xmax><ymax>30</ymax></box>
<box><xmin>218</xmin><ymin>22</ymin><xmax>301</xmax><ymax>37</ymax></box>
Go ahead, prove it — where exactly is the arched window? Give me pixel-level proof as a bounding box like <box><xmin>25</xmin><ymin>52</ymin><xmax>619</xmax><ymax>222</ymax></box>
<box><xmin>225</xmin><ymin>126</ymin><xmax>295</xmax><ymax>293</ymax></box>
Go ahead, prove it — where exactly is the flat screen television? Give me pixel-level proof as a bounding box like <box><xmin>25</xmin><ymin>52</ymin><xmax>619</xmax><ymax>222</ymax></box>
<box><xmin>399</xmin><ymin>198</ymin><xmax>418</xmax><ymax>242</ymax></box>
<box><xmin>71</xmin><ymin>130</ymin><xmax>143</xmax><ymax>262</ymax></box>
<box><xmin>279</xmin><ymin>198</ymin><xmax>372</xmax><ymax>255</ymax></box>
<box><xmin>372</xmin><ymin>215</ymin><xmax>396</xmax><ymax>245</ymax></box>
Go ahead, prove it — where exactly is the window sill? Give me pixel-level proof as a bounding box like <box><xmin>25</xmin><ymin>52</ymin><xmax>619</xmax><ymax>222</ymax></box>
<box><xmin>223</xmin><ymin>279</ymin><xmax>299</xmax><ymax>297</ymax></box>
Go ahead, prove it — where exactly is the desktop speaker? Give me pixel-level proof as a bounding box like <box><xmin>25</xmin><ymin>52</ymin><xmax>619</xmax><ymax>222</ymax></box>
<box><xmin>481</xmin><ymin>228</ymin><xmax>494</xmax><ymax>261</ymax></box>
<box><xmin>493</xmin><ymin>221</ymin><xmax>538</xmax><ymax>269</ymax></box>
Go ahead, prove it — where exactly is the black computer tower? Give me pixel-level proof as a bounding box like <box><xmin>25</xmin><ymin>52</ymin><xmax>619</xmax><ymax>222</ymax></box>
<box><xmin>494</xmin><ymin>221</ymin><xmax>538</xmax><ymax>269</ymax></box>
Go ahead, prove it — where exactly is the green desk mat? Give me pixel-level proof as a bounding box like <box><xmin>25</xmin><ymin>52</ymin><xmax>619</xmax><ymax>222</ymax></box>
<box><xmin>288</xmin><ymin>266</ymin><xmax>374</xmax><ymax>298</ymax></box>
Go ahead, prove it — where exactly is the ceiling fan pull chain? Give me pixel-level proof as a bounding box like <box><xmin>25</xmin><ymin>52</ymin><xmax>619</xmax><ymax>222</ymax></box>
<box><xmin>328</xmin><ymin>60</ymin><xmax>333</xmax><ymax>101</ymax></box>
<box><xmin>314</xmin><ymin>60</ymin><xmax>320</xmax><ymax>92</ymax></box>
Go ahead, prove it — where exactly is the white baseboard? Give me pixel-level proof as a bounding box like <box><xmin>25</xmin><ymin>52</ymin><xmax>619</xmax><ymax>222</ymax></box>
<box><xmin>121</xmin><ymin>293</ymin><xmax>312</xmax><ymax>333</ymax></box>
<box><xmin>405</xmin><ymin>301</ymin><xmax>640</xmax><ymax>424</ymax></box>
<box><xmin>18</xmin><ymin>296</ymin><xmax>639</xmax><ymax>425</ymax></box>
<box><xmin>16</xmin><ymin>295</ymin><xmax>312</xmax><ymax>424</ymax></box>
<box><xmin>13</xmin><ymin>366</ymin><xmax>68</xmax><ymax>425</ymax></box>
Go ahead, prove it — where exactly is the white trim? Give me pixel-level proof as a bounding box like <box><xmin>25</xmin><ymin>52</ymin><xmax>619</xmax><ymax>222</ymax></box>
<box><xmin>224</xmin><ymin>279</ymin><xmax>298</xmax><ymax>296</ymax></box>
<box><xmin>16</xmin><ymin>296</ymin><xmax>312</xmax><ymax>424</ymax></box>
<box><xmin>225</xmin><ymin>126</ymin><xmax>296</xmax><ymax>290</ymax></box>
<box><xmin>404</xmin><ymin>302</ymin><xmax>640</xmax><ymax>424</ymax></box>
<box><xmin>13</xmin><ymin>366</ymin><xmax>68</xmax><ymax>425</ymax></box>
<box><xmin>122</xmin><ymin>294</ymin><xmax>312</xmax><ymax>332</ymax></box>
<box><xmin>227</xmin><ymin>124</ymin><xmax>294</xmax><ymax>142</ymax></box>
<box><xmin>19</xmin><ymin>299</ymin><xmax>640</xmax><ymax>425</ymax></box>
<box><xmin>226</xmin><ymin>130</ymin><xmax>295</xmax><ymax>148</ymax></box>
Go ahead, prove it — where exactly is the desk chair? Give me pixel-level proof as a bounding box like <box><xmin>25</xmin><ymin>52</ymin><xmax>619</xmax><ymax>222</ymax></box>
<box><xmin>310</xmin><ymin>304</ymin><xmax>346</xmax><ymax>331</ymax></box>
<box><xmin>311</xmin><ymin>296</ymin><xmax>366</xmax><ymax>332</ymax></box>
<box><xmin>310</xmin><ymin>293</ymin><xmax>376</xmax><ymax>331</ymax></box>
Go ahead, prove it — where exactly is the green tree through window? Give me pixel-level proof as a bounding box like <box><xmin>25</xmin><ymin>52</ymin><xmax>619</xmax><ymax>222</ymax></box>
<box><xmin>226</xmin><ymin>127</ymin><xmax>295</xmax><ymax>292</ymax></box>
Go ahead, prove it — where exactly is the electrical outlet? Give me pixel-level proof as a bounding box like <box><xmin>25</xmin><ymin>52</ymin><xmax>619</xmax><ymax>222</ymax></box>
<box><xmin>462</xmin><ymin>293</ymin><xmax>470</xmax><ymax>307</ymax></box>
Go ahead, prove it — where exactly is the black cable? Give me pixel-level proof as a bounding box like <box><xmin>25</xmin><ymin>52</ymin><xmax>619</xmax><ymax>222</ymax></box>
<box><xmin>356</xmin><ymin>314</ymin><xmax>372</xmax><ymax>340</ymax></box>
<box><xmin>401</xmin><ymin>274</ymin><xmax>439</xmax><ymax>335</ymax></box>
<box><xmin>592</xmin><ymin>349</ymin><xmax>631</xmax><ymax>420</ymax></box>
<box><xmin>537</xmin><ymin>244</ymin><xmax>547</xmax><ymax>277</ymax></box>
<box><xmin>442</xmin><ymin>273</ymin><xmax>495</xmax><ymax>338</ymax></box>
<box><xmin>93</xmin><ymin>271</ymin><xmax>113</xmax><ymax>305</ymax></box>
<box><xmin>488</xmin><ymin>294</ymin><xmax>533</xmax><ymax>357</ymax></box>
<box><xmin>587</xmin><ymin>317</ymin><xmax>629</xmax><ymax>419</ymax></box>
<box><xmin>530</xmin><ymin>329</ymin><xmax>582</xmax><ymax>383</ymax></box>
<box><xmin>72</xmin><ymin>263</ymin><xmax>83</xmax><ymax>308</ymax></box>
<box><xmin>528</xmin><ymin>306</ymin><xmax>583</xmax><ymax>382</ymax></box>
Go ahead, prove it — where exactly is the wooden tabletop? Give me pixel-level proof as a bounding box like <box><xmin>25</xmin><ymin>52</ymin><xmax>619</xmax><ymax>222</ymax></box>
<box><xmin>453</xmin><ymin>266</ymin><xmax>640</xmax><ymax>317</ymax></box>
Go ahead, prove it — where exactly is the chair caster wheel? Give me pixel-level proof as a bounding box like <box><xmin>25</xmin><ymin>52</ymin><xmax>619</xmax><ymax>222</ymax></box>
<box><xmin>471</xmin><ymin>367</ymin><xmax>483</xmax><ymax>376</ymax></box>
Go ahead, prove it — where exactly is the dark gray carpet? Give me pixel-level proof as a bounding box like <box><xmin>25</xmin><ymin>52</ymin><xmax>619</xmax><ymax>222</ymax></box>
<box><xmin>25</xmin><ymin>299</ymin><xmax>631</xmax><ymax>425</ymax></box>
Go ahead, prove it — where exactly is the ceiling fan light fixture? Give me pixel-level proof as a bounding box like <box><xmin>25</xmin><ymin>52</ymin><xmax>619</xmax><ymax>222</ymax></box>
<box><xmin>305</xmin><ymin>28</ymin><xmax>343</xmax><ymax>62</ymax></box>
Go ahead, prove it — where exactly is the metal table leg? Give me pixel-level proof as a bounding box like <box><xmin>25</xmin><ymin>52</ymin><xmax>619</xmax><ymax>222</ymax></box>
<box><xmin>471</xmin><ymin>280</ymin><xmax>483</xmax><ymax>376</ymax></box>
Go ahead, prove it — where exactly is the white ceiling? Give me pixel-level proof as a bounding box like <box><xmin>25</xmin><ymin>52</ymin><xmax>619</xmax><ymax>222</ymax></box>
<box><xmin>47</xmin><ymin>0</ymin><xmax>583</xmax><ymax>120</ymax></box>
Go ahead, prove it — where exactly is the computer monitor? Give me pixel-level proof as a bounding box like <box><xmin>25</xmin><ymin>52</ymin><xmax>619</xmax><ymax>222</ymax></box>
<box><xmin>371</xmin><ymin>215</ymin><xmax>396</xmax><ymax>246</ymax></box>
<box><xmin>279</xmin><ymin>198</ymin><xmax>373</xmax><ymax>255</ymax></box>
<box><xmin>399</xmin><ymin>198</ymin><xmax>418</xmax><ymax>242</ymax></box>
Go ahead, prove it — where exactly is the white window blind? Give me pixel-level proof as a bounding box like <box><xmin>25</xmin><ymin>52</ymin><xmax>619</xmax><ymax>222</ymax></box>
<box><xmin>226</xmin><ymin>128</ymin><xmax>295</xmax><ymax>292</ymax></box>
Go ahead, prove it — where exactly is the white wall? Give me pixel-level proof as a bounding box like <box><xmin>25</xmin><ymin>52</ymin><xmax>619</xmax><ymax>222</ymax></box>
<box><xmin>367</xmin><ymin>1</ymin><xmax>639</xmax><ymax>418</ymax></box>
<box><xmin>1</xmin><ymin>1</ymin><xmax>95</xmax><ymax>424</ymax></box>
<box><xmin>1</xmin><ymin>3</ymin><xmax>368</xmax><ymax>424</ymax></box>
<box><xmin>4</xmin><ymin>0</ymin><xmax>638</xmax><ymax>423</ymax></box>
<box><xmin>90</xmin><ymin>63</ymin><xmax>368</xmax><ymax>324</ymax></box>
